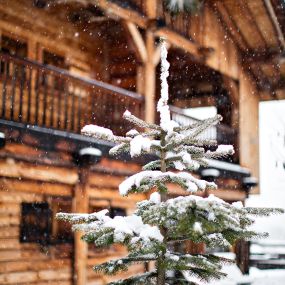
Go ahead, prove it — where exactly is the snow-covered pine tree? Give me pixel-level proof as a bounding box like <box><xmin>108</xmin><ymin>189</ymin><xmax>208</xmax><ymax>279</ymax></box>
<box><xmin>56</xmin><ymin>42</ymin><xmax>284</xmax><ymax>285</ymax></box>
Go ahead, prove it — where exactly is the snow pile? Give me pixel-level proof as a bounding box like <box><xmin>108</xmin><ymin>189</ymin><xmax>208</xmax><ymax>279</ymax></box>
<box><xmin>149</xmin><ymin>192</ymin><xmax>161</xmax><ymax>204</ymax></box>
<box><xmin>129</xmin><ymin>135</ymin><xmax>151</xmax><ymax>157</ymax></box>
<box><xmin>104</xmin><ymin>214</ymin><xmax>163</xmax><ymax>243</ymax></box>
<box><xmin>216</xmin><ymin>145</ymin><xmax>235</xmax><ymax>155</ymax></box>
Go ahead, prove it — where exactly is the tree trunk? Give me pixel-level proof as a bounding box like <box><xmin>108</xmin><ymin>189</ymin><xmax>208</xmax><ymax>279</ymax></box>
<box><xmin>157</xmin><ymin>131</ymin><xmax>167</xmax><ymax>284</ymax></box>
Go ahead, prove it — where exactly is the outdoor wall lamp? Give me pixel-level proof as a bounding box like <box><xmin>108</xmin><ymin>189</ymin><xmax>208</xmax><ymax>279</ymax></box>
<box><xmin>200</xmin><ymin>168</ymin><xmax>220</xmax><ymax>182</ymax></box>
<box><xmin>242</xmin><ymin>176</ymin><xmax>258</xmax><ymax>198</ymax></box>
<box><xmin>76</xmin><ymin>147</ymin><xmax>103</xmax><ymax>166</ymax></box>
<box><xmin>0</xmin><ymin>132</ymin><xmax>6</xmax><ymax>148</ymax></box>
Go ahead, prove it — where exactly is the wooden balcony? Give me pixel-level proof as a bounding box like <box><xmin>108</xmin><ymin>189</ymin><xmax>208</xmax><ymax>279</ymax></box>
<box><xmin>0</xmin><ymin>52</ymin><xmax>237</xmax><ymax>153</ymax></box>
<box><xmin>0</xmin><ymin>52</ymin><xmax>144</xmax><ymax>137</ymax></box>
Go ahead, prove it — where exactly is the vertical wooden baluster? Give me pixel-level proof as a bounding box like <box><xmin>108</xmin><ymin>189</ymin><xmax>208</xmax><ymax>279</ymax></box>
<box><xmin>77</xmin><ymin>90</ymin><xmax>82</xmax><ymax>133</ymax></box>
<box><xmin>92</xmin><ymin>88</ymin><xmax>96</xmax><ymax>124</ymax></box>
<box><xmin>63</xmin><ymin>79</ymin><xmax>68</xmax><ymax>130</ymax></box>
<box><xmin>42</xmin><ymin>71</ymin><xmax>48</xmax><ymax>126</ymax></box>
<box><xmin>27</xmin><ymin>66</ymin><xmax>32</xmax><ymax>123</ymax></box>
<box><xmin>35</xmin><ymin>69</ymin><xmax>40</xmax><ymax>125</ymax></box>
<box><xmin>83</xmin><ymin>89</ymin><xmax>89</xmax><ymax>127</ymax></box>
<box><xmin>1</xmin><ymin>60</ymin><xmax>8</xmax><ymax>118</ymax></box>
<box><xmin>71</xmin><ymin>84</ymin><xmax>75</xmax><ymax>132</ymax></box>
<box><xmin>50</xmin><ymin>74</ymin><xmax>56</xmax><ymax>128</ymax></box>
<box><xmin>18</xmin><ymin>64</ymin><xmax>25</xmax><ymax>122</ymax></box>
<box><xmin>57</xmin><ymin>77</ymin><xmax>62</xmax><ymax>129</ymax></box>
<box><xmin>10</xmin><ymin>63</ymin><xmax>18</xmax><ymax>121</ymax></box>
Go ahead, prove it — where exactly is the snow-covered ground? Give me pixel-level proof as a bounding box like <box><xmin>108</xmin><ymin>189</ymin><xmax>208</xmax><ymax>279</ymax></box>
<box><xmin>214</xmin><ymin>100</ymin><xmax>285</xmax><ymax>285</ymax></box>
<box><xmin>246</xmin><ymin>100</ymin><xmax>285</xmax><ymax>240</ymax></box>
<box><xmin>212</xmin><ymin>264</ymin><xmax>285</xmax><ymax>285</ymax></box>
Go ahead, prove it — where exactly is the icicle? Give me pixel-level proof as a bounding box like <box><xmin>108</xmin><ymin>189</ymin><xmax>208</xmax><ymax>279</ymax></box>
<box><xmin>157</xmin><ymin>40</ymin><xmax>177</xmax><ymax>133</ymax></box>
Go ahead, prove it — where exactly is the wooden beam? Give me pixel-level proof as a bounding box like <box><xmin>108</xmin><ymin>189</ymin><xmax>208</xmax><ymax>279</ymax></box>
<box><xmin>123</xmin><ymin>21</ymin><xmax>147</xmax><ymax>63</ymax></box>
<box><xmin>144</xmin><ymin>31</ymin><xmax>156</xmax><ymax>124</ymax></box>
<box><xmin>96</xmin><ymin>0</ymin><xmax>147</xmax><ymax>28</ymax></box>
<box><xmin>155</xmin><ymin>28</ymin><xmax>202</xmax><ymax>58</ymax></box>
<box><xmin>241</xmin><ymin>48</ymin><xmax>282</xmax><ymax>63</ymax></box>
<box><xmin>63</xmin><ymin>0</ymin><xmax>204</xmax><ymax>59</ymax></box>
<box><xmin>239</xmin><ymin>71</ymin><xmax>260</xmax><ymax>194</ymax></box>
<box><xmin>145</xmin><ymin>0</ymin><xmax>157</xmax><ymax>19</ymax></box>
<box><xmin>242</xmin><ymin>1</ymin><xmax>268</xmax><ymax>49</ymax></box>
<box><xmin>210</xmin><ymin>1</ymin><xmax>248</xmax><ymax>51</ymax></box>
<box><xmin>263</xmin><ymin>0</ymin><xmax>285</xmax><ymax>49</ymax></box>
<box><xmin>73</xmin><ymin>168</ymin><xmax>89</xmax><ymax>285</ymax></box>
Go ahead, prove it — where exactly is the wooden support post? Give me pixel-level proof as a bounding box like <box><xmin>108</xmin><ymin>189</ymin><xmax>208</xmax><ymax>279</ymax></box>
<box><xmin>123</xmin><ymin>21</ymin><xmax>147</xmax><ymax>63</ymax></box>
<box><xmin>144</xmin><ymin>31</ymin><xmax>156</xmax><ymax>124</ymax></box>
<box><xmin>144</xmin><ymin>0</ymin><xmax>157</xmax><ymax>124</ymax></box>
<box><xmin>239</xmin><ymin>71</ymin><xmax>259</xmax><ymax>193</ymax></box>
<box><xmin>73</xmin><ymin>167</ymin><xmax>89</xmax><ymax>285</ymax></box>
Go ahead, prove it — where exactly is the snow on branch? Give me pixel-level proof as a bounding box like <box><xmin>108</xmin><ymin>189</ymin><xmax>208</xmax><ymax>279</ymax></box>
<box><xmin>94</xmin><ymin>255</ymin><xmax>157</xmax><ymax>276</ymax></box>
<box><xmin>81</xmin><ymin>125</ymin><xmax>129</xmax><ymax>143</ymax></box>
<box><xmin>205</xmin><ymin>144</ymin><xmax>235</xmax><ymax>160</ymax></box>
<box><xmin>123</xmin><ymin>110</ymin><xmax>160</xmax><ymax>130</ymax></box>
<box><xmin>136</xmin><ymin>194</ymin><xmax>278</xmax><ymax>249</ymax></box>
<box><xmin>119</xmin><ymin>170</ymin><xmax>217</xmax><ymax>196</ymax></box>
<box><xmin>57</xmin><ymin>210</ymin><xmax>163</xmax><ymax>246</ymax></box>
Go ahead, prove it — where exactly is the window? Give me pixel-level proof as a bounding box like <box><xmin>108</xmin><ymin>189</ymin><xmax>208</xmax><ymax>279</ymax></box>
<box><xmin>43</xmin><ymin>50</ymin><xmax>66</xmax><ymax>69</ymax></box>
<box><xmin>41</xmin><ymin>50</ymin><xmax>67</xmax><ymax>90</ymax></box>
<box><xmin>20</xmin><ymin>202</ymin><xmax>51</xmax><ymax>245</ymax></box>
<box><xmin>0</xmin><ymin>35</ymin><xmax>28</xmax><ymax>58</ymax></box>
<box><xmin>0</xmin><ymin>35</ymin><xmax>28</xmax><ymax>76</ymax></box>
<box><xmin>20</xmin><ymin>199</ymin><xmax>74</xmax><ymax>245</ymax></box>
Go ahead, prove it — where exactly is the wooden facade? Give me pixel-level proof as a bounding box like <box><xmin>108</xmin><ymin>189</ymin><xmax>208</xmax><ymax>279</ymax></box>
<box><xmin>0</xmin><ymin>0</ymin><xmax>284</xmax><ymax>284</ymax></box>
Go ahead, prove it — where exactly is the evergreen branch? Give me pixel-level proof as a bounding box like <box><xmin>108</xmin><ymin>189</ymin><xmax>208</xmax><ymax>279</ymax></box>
<box><xmin>165</xmin><ymin>137</ymin><xmax>217</xmax><ymax>152</ymax></box>
<box><xmin>123</xmin><ymin>110</ymin><xmax>161</xmax><ymax>131</ymax></box>
<box><xmin>119</xmin><ymin>171</ymin><xmax>217</xmax><ymax>196</ymax></box>
<box><xmin>107</xmin><ymin>271</ymin><xmax>157</xmax><ymax>285</ymax></box>
<box><xmin>81</xmin><ymin>125</ymin><xmax>130</xmax><ymax>143</ymax></box>
<box><xmin>109</xmin><ymin>143</ymin><xmax>130</xmax><ymax>156</ymax></box>
<box><xmin>56</xmin><ymin>210</ymin><xmax>108</xmax><ymax>224</ymax></box>
<box><xmin>174</xmin><ymin>115</ymin><xmax>222</xmax><ymax>133</ymax></box>
<box><xmin>189</xmin><ymin>115</ymin><xmax>223</xmax><ymax>139</ymax></box>
<box><xmin>94</xmin><ymin>255</ymin><xmax>157</xmax><ymax>275</ymax></box>
<box><xmin>143</xmin><ymin>160</ymin><xmax>161</xmax><ymax>171</ymax></box>
<box><xmin>245</xmin><ymin>207</ymin><xmax>285</xmax><ymax>216</ymax></box>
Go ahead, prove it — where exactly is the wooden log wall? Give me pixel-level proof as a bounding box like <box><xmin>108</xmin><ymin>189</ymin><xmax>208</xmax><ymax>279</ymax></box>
<box><xmin>0</xmin><ymin>0</ymin><xmax>105</xmax><ymax>81</ymax></box>
<box><xmin>0</xmin><ymin>141</ymin><xmax>147</xmax><ymax>285</ymax></box>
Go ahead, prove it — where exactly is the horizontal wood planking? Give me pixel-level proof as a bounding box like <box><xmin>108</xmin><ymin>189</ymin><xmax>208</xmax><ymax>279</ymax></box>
<box><xmin>0</xmin><ymin>267</ymin><xmax>71</xmax><ymax>284</ymax></box>
<box><xmin>0</xmin><ymin>227</ymin><xmax>19</xmax><ymax>239</ymax></box>
<box><xmin>0</xmin><ymin>178</ymin><xmax>73</xmax><ymax>197</ymax></box>
<box><xmin>0</xmin><ymin>159</ymin><xmax>78</xmax><ymax>185</ymax></box>
<box><xmin>0</xmin><ymin>259</ymin><xmax>71</xmax><ymax>274</ymax></box>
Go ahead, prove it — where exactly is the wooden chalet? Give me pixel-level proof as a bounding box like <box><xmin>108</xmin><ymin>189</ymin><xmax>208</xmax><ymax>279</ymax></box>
<box><xmin>0</xmin><ymin>0</ymin><xmax>284</xmax><ymax>284</ymax></box>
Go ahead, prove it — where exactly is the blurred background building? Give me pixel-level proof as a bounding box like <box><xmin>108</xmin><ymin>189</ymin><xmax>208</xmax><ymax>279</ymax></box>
<box><xmin>0</xmin><ymin>0</ymin><xmax>285</xmax><ymax>284</ymax></box>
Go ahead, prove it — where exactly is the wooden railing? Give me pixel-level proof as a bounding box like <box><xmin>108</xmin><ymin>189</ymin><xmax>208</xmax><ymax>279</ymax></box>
<box><xmin>170</xmin><ymin>105</ymin><xmax>237</xmax><ymax>146</ymax></box>
<box><xmin>0</xmin><ymin>53</ymin><xmax>236</xmax><ymax>147</ymax></box>
<box><xmin>0</xmin><ymin>53</ymin><xmax>144</xmax><ymax>136</ymax></box>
